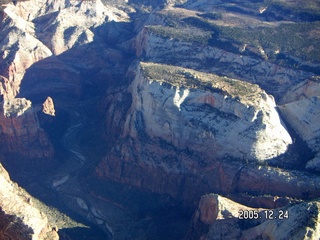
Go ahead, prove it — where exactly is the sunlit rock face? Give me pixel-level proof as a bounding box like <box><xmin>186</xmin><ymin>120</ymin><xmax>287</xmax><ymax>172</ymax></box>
<box><xmin>42</xmin><ymin>96</ymin><xmax>55</xmax><ymax>116</ymax></box>
<box><xmin>186</xmin><ymin>193</ymin><xmax>320</xmax><ymax>240</ymax></box>
<box><xmin>128</xmin><ymin>23</ymin><xmax>314</xmax><ymax>100</ymax></box>
<box><xmin>96</xmin><ymin>62</ymin><xmax>294</xmax><ymax>201</ymax></box>
<box><xmin>278</xmin><ymin>76</ymin><xmax>320</xmax><ymax>173</ymax></box>
<box><xmin>0</xmin><ymin>163</ymin><xmax>59</xmax><ymax>240</ymax></box>
<box><xmin>0</xmin><ymin>98</ymin><xmax>54</xmax><ymax>160</ymax></box>
<box><xmin>123</xmin><ymin>62</ymin><xmax>292</xmax><ymax>161</ymax></box>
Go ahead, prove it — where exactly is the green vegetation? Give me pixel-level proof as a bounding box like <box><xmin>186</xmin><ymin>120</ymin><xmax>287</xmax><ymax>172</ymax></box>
<box><xmin>197</xmin><ymin>12</ymin><xmax>223</xmax><ymax>21</ymax></box>
<box><xmin>147</xmin><ymin>25</ymin><xmax>212</xmax><ymax>46</ymax></box>
<box><xmin>141</xmin><ymin>62</ymin><xmax>262</xmax><ymax>103</ymax></box>
<box><xmin>266</xmin><ymin>0</ymin><xmax>320</xmax><ymax>16</ymax></box>
<box><xmin>218</xmin><ymin>22</ymin><xmax>320</xmax><ymax>63</ymax></box>
<box><xmin>176</xmin><ymin>14</ymin><xmax>320</xmax><ymax>63</ymax></box>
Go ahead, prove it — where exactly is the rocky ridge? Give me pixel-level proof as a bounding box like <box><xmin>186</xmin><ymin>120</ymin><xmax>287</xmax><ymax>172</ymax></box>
<box><xmin>96</xmin><ymin>61</ymin><xmax>320</xmax><ymax>204</ymax></box>
<box><xmin>0</xmin><ymin>98</ymin><xmax>53</xmax><ymax>161</ymax></box>
<box><xmin>187</xmin><ymin>194</ymin><xmax>320</xmax><ymax>240</ymax></box>
<box><xmin>0</xmin><ymin>163</ymin><xmax>58</xmax><ymax>240</ymax></box>
<box><xmin>0</xmin><ymin>0</ymin><xmax>320</xmax><ymax>239</ymax></box>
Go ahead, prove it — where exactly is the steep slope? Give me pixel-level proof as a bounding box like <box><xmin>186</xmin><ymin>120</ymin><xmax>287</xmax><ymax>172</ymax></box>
<box><xmin>187</xmin><ymin>194</ymin><xmax>320</xmax><ymax>240</ymax></box>
<box><xmin>0</xmin><ymin>0</ymin><xmax>320</xmax><ymax>239</ymax></box>
<box><xmin>96</xmin><ymin>62</ymin><xmax>320</xmax><ymax>203</ymax></box>
<box><xmin>0</xmin><ymin>163</ymin><xmax>58</xmax><ymax>240</ymax></box>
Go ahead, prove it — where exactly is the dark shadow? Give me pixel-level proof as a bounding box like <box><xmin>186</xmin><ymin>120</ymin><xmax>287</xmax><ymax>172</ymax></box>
<box><xmin>0</xmin><ymin>207</ymin><xmax>34</xmax><ymax>240</ymax></box>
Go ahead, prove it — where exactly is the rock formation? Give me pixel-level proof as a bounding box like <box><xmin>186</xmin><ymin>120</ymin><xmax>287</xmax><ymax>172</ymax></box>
<box><xmin>0</xmin><ymin>0</ymin><xmax>320</xmax><ymax>239</ymax></box>
<box><xmin>42</xmin><ymin>96</ymin><xmax>55</xmax><ymax>116</ymax></box>
<box><xmin>187</xmin><ymin>194</ymin><xmax>320</xmax><ymax>240</ymax></box>
<box><xmin>0</xmin><ymin>98</ymin><xmax>54</xmax><ymax>161</ymax></box>
<box><xmin>96</xmin><ymin>62</ymin><xmax>320</xmax><ymax>203</ymax></box>
<box><xmin>0</xmin><ymin>163</ymin><xmax>59</xmax><ymax>240</ymax></box>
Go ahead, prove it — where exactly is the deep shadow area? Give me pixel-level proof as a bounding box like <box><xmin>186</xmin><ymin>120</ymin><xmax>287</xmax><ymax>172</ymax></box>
<box><xmin>5</xmin><ymin>6</ymin><xmax>193</xmax><ymax>239</ymax></box>
<box><xmin>0</xmin><ymin>207</ymin><xmax>34</xmax><ymax>240</ymax></box>
<box><xmin>267</xmin><ymin>108</ymin><xmax>316</xmax><ymax>170</ymax></box>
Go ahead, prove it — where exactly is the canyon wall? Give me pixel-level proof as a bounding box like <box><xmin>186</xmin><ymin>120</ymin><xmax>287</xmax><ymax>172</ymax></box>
<box><xmin>186</xmin><ymin>194</ymin><xmax>320</xmax><ymax>240</ymax></box>
<box><xmin>96</xmin><ymin>62</ymin><xmax>320</xmax><ymax>204</ymax></box>
<box><xmin>0</xmin><ymin>98</ymin><xmax>54</xmax><ymax>162</ymax></box>
<box><xmin>0</xmin><ymin>163</ymin><xmax>59</xmax><ymax>240</ymax></box>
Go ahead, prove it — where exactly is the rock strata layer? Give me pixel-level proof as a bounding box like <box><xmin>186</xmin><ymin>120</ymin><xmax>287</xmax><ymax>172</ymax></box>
<box><xmin>0</xmin><ymin>98</ymin><xmax>54</xmax><ymax>161</ymax></box>
<box><xmin>0</xmin><ymin>163</ymin><xmax>59</xmax><ymax>240</ymax></box>
<box><xmin>187</xmin><ymin>194</ymin><xmax>320</xmax><ymax>240</ymax></box>
<box><xmin>96</xmin><ymin>62</ymin><xmax>320</xmax><ymax>203</ymax></box>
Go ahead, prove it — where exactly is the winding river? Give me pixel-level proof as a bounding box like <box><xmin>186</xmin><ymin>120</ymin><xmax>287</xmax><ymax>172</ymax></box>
<box><xmin>50</xmin><ymin>108</ymin><xmax>120</xmax><ymax>239</ymax></box>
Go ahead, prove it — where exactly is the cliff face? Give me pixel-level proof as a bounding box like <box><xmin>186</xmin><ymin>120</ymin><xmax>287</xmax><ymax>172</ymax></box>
<box><xmin>96</xmin><ymin>62</ymin><xmax>320</xmax><ymax>203</ymax></box>
<box><xmin>187</xmin><ymin>194</ymin><xmax>320</xmax><ymax>240</ymax></box>
<box><xmin>1</xmin><ymin>0</ymin><xmax>320</xmax><ymax>239</ymax></box>
<box><xmin>0</xmin><ymin>0</ymin><xmax>130</xmax><ymax>163</ymax></box>
<box><xmin>0</xmin><ymin>163</ymin><xmax>59</xmax><ymax>240</ymax></box>
<box><xmin>123</xmin><ymin>62</ymin><xmax>292</xmax><ymax>162</ymax></box>
<box><xmin>128</xmin><ymin>14</ymin><xmax>315</xmax><ymax>100</ymax></box>
<box><xmin>0</xmin><ymin>98</ymin><xmax>53</xmax><ymax>161</ymax></box>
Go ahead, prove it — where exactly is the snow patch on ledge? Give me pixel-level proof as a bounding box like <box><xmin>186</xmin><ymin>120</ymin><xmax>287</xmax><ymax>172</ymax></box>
<box><xmin>173</xmin><ymin>87</ymin><xmax>189</xmax><ymax>111</ymax></box>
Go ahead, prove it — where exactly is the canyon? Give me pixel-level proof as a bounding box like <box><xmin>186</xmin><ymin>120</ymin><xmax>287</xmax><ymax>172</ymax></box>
<box><xmin>0</xmin><ymin>0</ymin><xmax>320</xmax><ymax>239</ymax></box>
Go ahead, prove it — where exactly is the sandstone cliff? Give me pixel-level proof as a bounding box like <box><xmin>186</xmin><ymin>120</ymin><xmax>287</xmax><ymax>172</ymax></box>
<box><xmin>1</xmin><ymin>0</ymin><xmax>320</xmax><ymax>239</ymax></box>
<box><xmin>123</xmin><ymin>62</ymin><xmax>292</xmax><ymax>162</ymax></box>
<box><xmin>125</xmin><ymin>6</ymin><xmax>318</xmax><ymax>100</ymax></box>
<box><xmin>187</xmin><ymin>194</ymin><xmax>320</xmax><ymax>240</ymax></box>
<box><xmin>42</xmin><ymin>96</ymin><xmax>55</xmax><ymax>116</ymax></box>
<box><xmin>96</xmin><ymin>62</ymin><xmax>320</xmax><ymax>203</ymax></box>
<box><xmin>0</xmin><ymin>98</ymin><xmax>54</xmax><ymax>161</ymax></box>
<box><xmin>0</xmin><ymin>163</ymin><xmax>59</xmax><ymax>240</ymax></box>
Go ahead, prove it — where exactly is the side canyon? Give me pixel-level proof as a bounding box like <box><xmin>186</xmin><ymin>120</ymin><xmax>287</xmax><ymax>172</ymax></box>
<box><xmin>0</xmin><ymin>0</ymin><xmax>320</xmax><ymax>239</ymax></box>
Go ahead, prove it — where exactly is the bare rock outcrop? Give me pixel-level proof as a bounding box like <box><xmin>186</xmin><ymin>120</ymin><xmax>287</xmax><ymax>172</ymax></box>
<box><xmin>94</xmin><ymin>62</ymin><xmax>320</xmax><ymax>203</ymax></box>
<box><xmin>278</xmin><ymin>76</ymin><xmax>320</xmax><ymax>173</ymax></box>
<box><xmin>279</xmin><ymin>97</ymin><xmax>320</xmax><ymax>163</ymax></box>
<box><xmin>187</xmin><ymin>194</ymin><xmax>320</xmax><ymax>240</ymax></box>
<box><xmin>126</xmin><ymin>6</ymin><xmax>316</xmax><ymax>100</ymax></box>
<box><xmin>0</xmin><ymin>98</ymin><xmax>54</xmax><ymax>161</ymax></box>
<box><xmin>42</xmin><ymin>96</ymin><xmax>55</xmax><ymax>116</ymax></box>
<box><xmin>123</xmin><ymin>62</ymin><xmax>292</xmax><ymax>162</ymax></box>
<box><xmin>0</xmin><ymin>163</ymin><xmax>59</xmax><ymax>240</ymax></box>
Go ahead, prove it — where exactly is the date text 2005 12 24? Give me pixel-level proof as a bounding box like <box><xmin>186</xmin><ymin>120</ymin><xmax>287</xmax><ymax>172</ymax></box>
<box><xmin>238</xmin><ymin>209</ymin><xmax>289</xmax><ymax>220</ymax></box>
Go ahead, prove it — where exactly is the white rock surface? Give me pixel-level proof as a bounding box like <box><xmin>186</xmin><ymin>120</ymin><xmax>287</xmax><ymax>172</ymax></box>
<box><xmin>279</xmin><ymin>96</ymin><xmax>320</xmax><ymax>152</ymax></box>
<box><xmin>280</xmin><ymin>77</ymin><xmax>320</xmax><ymax>105</ymax></box>
<box><xmin>123</xmin><ymin>62</ymin><xmax>292</xmax><ymax>162</ymax></box>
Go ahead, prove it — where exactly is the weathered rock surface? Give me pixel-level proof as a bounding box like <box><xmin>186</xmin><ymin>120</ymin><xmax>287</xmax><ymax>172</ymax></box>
<box><xmin>0</xmin><ymin>98</ymin><xmax>54</xmax><ymax>161</ymax></box>
<box><xmin>42</xmin><ymin>96</ymin><xmax>55</xmax><ymax>116</ymax></box>
<box><xmin>0</xmin><ymin>163</ymin><xmax>59</xmax><ymax>240</ymax></box>
<box><xmin>279</xmin><ymin>97</ymin><xmax>320</xmax><ymax>152</ymax></box>
<box><xmin>187</xmin><ymin>194</ymin><xmax>320</xmax><ymax>240</ymax></box>
<box><xmin>96</xmin><ymin>62</ymin><xmax>320</xmax><ymax>203</ymax></box>
<box><xmin>279</xmin><ymin>76</ymin><xmax>320</xmax><ymax>105</ymax></box>
<box><xmin>124</xmin><ymin>62</ymin><xmax>292</xmax><ymax>162</ymax></box>
<box><xmin>125</xmin><ymin>6</ymin><xmax>317</xmax><ymax>100</ymax></box>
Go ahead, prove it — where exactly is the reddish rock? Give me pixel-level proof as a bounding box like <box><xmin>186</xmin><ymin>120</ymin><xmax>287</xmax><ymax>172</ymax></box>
<box><xmin>0</xmin><ymin>99</ymin><xmax>54</xmax><ymax>161</ymax></box>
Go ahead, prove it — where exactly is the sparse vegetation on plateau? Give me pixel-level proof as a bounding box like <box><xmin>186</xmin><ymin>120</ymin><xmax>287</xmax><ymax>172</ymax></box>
<box><xmin>141</xmin><ymin>62</ymin><xmax>262</xmax><ymax>104</ymax></box>
<box><xmin>147</xmin><ymin>25</ymin><xmax>212</xmax><ymax>45</ymax></box>
<box><xmin>218</xmin><ymin>21</ymin><xmax>320</xmax><ymax>63</ymax></box>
